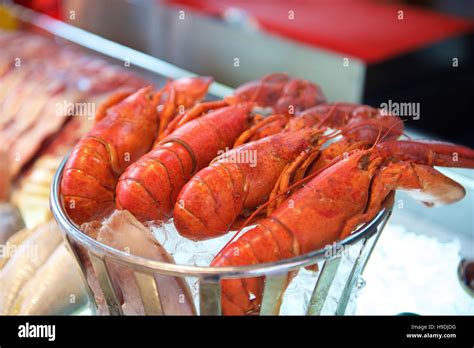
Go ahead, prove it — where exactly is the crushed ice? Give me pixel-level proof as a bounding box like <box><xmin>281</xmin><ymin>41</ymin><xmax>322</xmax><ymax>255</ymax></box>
<box><xmin>145</xmin><ymin>219</ymin><xmax>471</xmax><ymax>315</ymax></box>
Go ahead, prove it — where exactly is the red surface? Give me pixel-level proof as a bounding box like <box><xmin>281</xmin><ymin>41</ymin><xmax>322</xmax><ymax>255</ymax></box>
<box><xmin>166</xmin><ymin>0</ymin><xmax>473</xmax><ymax>63</ymax></box>
<box><xmin>15</xmin><ymin>0</ymin><xmax>61</xmax><ymax>19</ymax></box>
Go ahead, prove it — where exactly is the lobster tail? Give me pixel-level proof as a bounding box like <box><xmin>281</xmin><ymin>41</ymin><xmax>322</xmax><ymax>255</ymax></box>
<box><xmin>116</xmin><ymin>143</ymin><xmax>194</xmax><ymax>222</ymax></box>
<box><xmin>116</xmin><ymin>105</ymin><xmax>252</xmax><ymax>222</ymax></box>
<box><xmin>211</xmin><ymin>220</ymin><xmax>300</xmax><ymax>315</ymax></box>
<box><xmin>174</xmin><ymin>128</ymin><xmax>322</xmax><ymax>240</ymax></box>
<box><xmin>60</xmin><ymin>87</ymin><xmax>161</xmax><ymax>225</ymax></box>
<box><xmin>174</xmin><ymin>162</ymin><xmax>247</xmax><ymax>240</ymax></box>
<box><xmin>62</xmin><ymin>138</ymin><xmax>117</xmax><ymax>224</ymax></box>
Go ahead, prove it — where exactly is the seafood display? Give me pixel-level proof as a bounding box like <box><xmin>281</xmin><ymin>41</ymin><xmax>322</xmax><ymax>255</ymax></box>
<box><xmin>62</xmin><ymin>77</ymin><xmax>216</xmax><ymax>225</ymax></box>
<box><xmin>173</xmin><ymin>103</ymin><xmax>404</xmax><ymax>240</ymax></box>
<box><xmin>1</xmin><ymin>27</ymin><xmax>472</xmax><ymax>317</ymax></box>
<box><xmin>116</xmin><ymin>74</ymin><xmax>325</xmax><ymax>222</ymax></box>
<box><xmin>53</xmin><ymin>70</ymin><xmax>474</xmax><ymax>316</ymax></box>
<box><xmin>0</xmin><ymin>28</ymin><xmax>157</xmax><ymax>315</ymax></box>
<box><xmin>1</xmin><ymin>28</ymin><xmax>151</xmax><ymax>233</ymax></box>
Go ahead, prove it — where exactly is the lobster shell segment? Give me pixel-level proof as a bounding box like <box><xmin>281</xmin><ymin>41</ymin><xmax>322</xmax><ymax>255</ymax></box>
<box><xmin>61</xmin><ymin>87</ymin><xmax>161</xmax><ymax>225</ymax></box>
<box><xmin>116</xmin><ymin>104</ymin><xmax>252</xmax><ymax>222</ymax></box>
<box><xmin>174</xmin><ymin>128</ymin><xmax>321</xmax><ymax>240</ymax></box>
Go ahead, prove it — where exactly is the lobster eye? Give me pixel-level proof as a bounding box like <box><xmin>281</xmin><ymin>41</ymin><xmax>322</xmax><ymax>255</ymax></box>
<box><xmin>358</xmin><ymin>153</ymin><xmax>371</xmax><ymax>170</ymax></box>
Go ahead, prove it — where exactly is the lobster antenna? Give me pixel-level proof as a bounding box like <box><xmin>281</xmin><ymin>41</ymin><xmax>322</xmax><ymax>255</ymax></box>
<box><xmin>381</xmin><ymin>119</ymin><xmax>407</xmax><ymax>142</ymax></box>
<box><xmin>369</xmin><ymin>120</ymin><xmax>384</xmax><ymax>151</ymax></box>
<box><xmin>320</xmin><ymin>118</ymin><xmax>393</xmax><ymax>145</ymax></box>
<box><xmin>395</xmin><ymin>119</ymin><xmax>412</xmax><ymax>141</ymax></box>
<box><xmin>373</xmin><ymin>118</ymin><xmax>408</xmax><ymax>149</ymax></box>
<box><xmin>291</xmin><ymin>103</ymin><xmax>338</xmax><ymax>134</ymax></box>
<box><xmin>314</xmin><ymin>103</ymin><xmax>339</xmax><ymax>128</ymax></box>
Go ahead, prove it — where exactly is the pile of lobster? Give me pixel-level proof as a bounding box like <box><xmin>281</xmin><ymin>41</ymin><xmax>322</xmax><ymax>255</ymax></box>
<box><xmin>60</xmin><ymin>73</ymin><xmax>474</xmax><ymax>315</ymax></box>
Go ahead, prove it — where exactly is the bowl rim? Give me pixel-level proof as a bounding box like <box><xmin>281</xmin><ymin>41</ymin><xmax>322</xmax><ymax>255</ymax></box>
<box><xmin>51</xmin><ymin>154</ymin><xmax>392</xmax><ymax>279</ymax></box>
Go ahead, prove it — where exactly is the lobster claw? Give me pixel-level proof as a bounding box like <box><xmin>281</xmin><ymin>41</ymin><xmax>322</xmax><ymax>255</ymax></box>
<box><xmin>156</xmin><ymin>76</ymin><xmax>213</xmax><ymax>136</ymax></box>
<box><xmin>367</xmin><ymin>139</ymin><xmax>474</xmax><ymax>208</ymax></box>
<box><xmin>234</xmin><ymin>73</ymin><xmax>290</xmax><ymax>106</ymax></box>
<box><xmin>94</xmin><ymin>90</ymin><xmax>133</xmax><ymax>123</ymax></box>
<box><xmin>275</xmin><ymin>79</ymin><xmax>326</xmax><ymax>115</ymax></box>
<box><xmin>172</xmin><ymin>76</ymin><xmax>213</xmax><ymax>109</ymax></box>
<box><xmin>402</xmin><ymin>164</ymin><xmax>466</xmax><ymax>207</ymax></box>
<box><xmin>234</xmin><ymin>73</ymin><xmax>326</xmax><ymax>115</ymax></box>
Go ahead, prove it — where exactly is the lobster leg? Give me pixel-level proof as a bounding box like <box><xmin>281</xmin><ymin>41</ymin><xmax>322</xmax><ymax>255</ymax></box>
<box><xmin>293</xmin><ymin>145</ymin><xmax>324</xmax><ymax>182</ymax></box>
<box><xmin>233</xmin><ymin>114</ymin><xmax>288</xmax><ymax>147</ymax></box>
<box><xmin>267</xmin><ymin>146</ymin><xmax>322</xmax><ymax>215</ymax></box>
<box><xmin>268</xmin><ymin>131</ymin><xmax>366</xmax><ymax>216</ymax></box>
<box><xmin>157</xmin><ymin>81</ymin><xmax>176</xmax><ymax>136</ymax></box>
<box><xmin>176</xmin><ymin>100</ymin><xmax>229</xmax><ymax>127</ymax></box>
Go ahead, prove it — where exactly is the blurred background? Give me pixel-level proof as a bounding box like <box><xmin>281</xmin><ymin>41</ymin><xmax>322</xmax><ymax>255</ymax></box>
<box><xmin>12</xmin><ymin>0</ymin><xmax>474</xmax><ymax>146</ymax></box>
